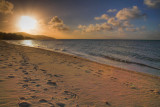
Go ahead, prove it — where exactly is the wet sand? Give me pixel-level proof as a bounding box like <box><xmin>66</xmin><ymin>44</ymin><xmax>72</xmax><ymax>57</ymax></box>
<box><xmin>0</xmin><ymin>40</ymin><xmax>160</xmax><ymax>107</ymax></box>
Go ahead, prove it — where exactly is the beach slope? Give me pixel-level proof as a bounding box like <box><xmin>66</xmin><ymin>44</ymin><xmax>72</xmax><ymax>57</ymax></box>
<box><xmin>0</xmin><ymin>41</ymin><xmax>160</xmax><ymax>107</ymax></box>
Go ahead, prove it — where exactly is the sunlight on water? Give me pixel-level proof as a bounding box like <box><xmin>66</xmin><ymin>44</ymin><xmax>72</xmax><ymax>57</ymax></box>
<box><xmin>21</xmin><ymin>40</ymin><xmax>34</xmax><ymax>47</ymax></box>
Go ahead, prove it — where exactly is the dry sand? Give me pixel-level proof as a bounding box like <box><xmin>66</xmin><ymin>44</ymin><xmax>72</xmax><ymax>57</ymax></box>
<box><xmin>0</xmin><ymin>40</ymin><xmax>160</xmax><ymax>107</ymax></box>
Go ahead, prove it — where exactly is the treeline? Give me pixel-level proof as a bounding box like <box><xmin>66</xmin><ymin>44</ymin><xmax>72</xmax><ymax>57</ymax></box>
<box><xmin>0</xmin><ymin>32</ymin><xmax>32</xmax><ymax>40</ymax></box>
<box><xmin>0</xmin><ymin>32</ymin><xmax>55</xmax><ymax>40</ymax></box>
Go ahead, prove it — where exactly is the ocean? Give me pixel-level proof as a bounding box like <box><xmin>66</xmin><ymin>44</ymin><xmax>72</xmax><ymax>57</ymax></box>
<box><xmin>7</xmin><ymin>40</ymin><xmax>160</xmax><ymax>76</ymax></box>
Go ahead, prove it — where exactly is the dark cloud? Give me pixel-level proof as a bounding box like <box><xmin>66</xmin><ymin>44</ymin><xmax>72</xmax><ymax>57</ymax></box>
<box><xmin>0</xmin><ymin>0</ymin><xmax>14</xmax><ymax>14</ymax></box>
<box><xmin>48</xmin><ymin>16</ymin><xmax>69</xmax><ymax>31</ymax></box>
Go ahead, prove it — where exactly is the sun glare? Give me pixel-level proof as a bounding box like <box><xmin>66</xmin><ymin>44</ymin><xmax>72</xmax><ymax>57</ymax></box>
<box><xmin>18</xmin><ymin>16</ymin><xmax>37</xmax><ymax>33</ymax></box>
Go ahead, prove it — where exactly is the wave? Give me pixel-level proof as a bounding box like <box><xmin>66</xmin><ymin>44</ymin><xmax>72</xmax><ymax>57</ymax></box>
<box><xmin>107</xmin><ymin>50</ymin><xmax>160</xmax><ymax>63</ymax></box>
<box><xmin>88</xmin><ymin>53</ymin><xmax>160</xmax><ymax>70</ymax></box>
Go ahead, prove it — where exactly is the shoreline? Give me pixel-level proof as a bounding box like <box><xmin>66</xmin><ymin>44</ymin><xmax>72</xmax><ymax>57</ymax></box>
<box><xmin>0</xmin><ymin>40</ymin><xmax>160</xmax><ymax>107</ymax></box>
<box><xmin>5</xmin><ymin>40</ymin><xmax>160</xmax><ymax>79</ymax></box>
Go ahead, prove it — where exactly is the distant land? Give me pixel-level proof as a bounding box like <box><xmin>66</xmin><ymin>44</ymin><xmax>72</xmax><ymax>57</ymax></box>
<box><xmin>0</xmin><ymin>32</ymin><xmax>55</xmax><ymax>40</ymax></box>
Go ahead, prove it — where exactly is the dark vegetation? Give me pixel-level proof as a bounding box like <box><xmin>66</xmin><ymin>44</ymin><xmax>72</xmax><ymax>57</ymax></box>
<box><xmin>0</xmin><ymin>32</ymin><xmax>55</xmax><ymax>40</ymax></box>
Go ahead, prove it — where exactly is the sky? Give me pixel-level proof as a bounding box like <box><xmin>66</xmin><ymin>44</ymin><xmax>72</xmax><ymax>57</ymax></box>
<box><xmin>0</xmin><ymin>0</ymin><xmax>160</xmax><ymax>39</ymax></box>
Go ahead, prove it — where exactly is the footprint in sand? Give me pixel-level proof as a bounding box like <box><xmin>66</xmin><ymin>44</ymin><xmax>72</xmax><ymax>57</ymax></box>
<box><xmin>43</xmin><ymin>88</ymin><xmax>48</xmax><ymax>91</ymax></box>
<box><xmin>110</xmin><ymin>77</ymin><xmax>117</xmax><ymax>80</ymax></box>
<box><xmin>93</xmin><ymin>72</ymin><xmax>103</xmax><ymax>77</ymax></box>
<box><xmin>47</xmin><ymin>81</ymin><xmax>57</xmax><ymax>86</ymax></box>
<box><xmin>19</xmin><ymin>67</ymin><xmax>23</xmax><ymax>69</ymax></box>
<box><xmin>31</xmin><ymin>96</ymin><xmax>37</xmax><ymax>99</ymax></box>
<box><xmin>39</xmin><ymin>99</ymin><xmax>48</xmax><ymax>103</ymax></box>
<box><xmin>24</xmin><ymin>72</ymin><xmax>29</xmax><ymax>75</ymax></box>
<box><xmin>1</xmin><ymin>66</ymin><xmax>6</xmax><ymax>69</ymax></box>
<box><xmin>19</xmin><ymin>102</ymin><xmax>31</xmax><ymax>107</ymax></box>
<box><xmin>19</xmin><ymin>97</ymin><xmax>26</xmax><ymax>100</ymax></box>
<box><xmin>23</xmin><ymin>80</ymin><xmax>29</xmax><ymax>82</ymax></box>
<box><xmin>56</xmin><ymin>103</ymin><xmax>65</xmax><ymax>107</ymax></box>
<box><xmin>22</xmin><ymin>70</ymin><xmax>29</xmax><ymax>75</ymax></box>
<box><xmin>8</xmin><ymin>64</ymin><xmax>12</xmax><ymax>66</ymax></box>
<box><xmin>46</xmin><ymin>74</ymin><xmax>53</xmax><ymax>77</ymax></box>
<box><xmin>39</xmin><ymin>99</ymin><xmax>55</xmax><ymax>106</ymax></box>
<box><xmin>0</xmin><ymin>80</ymin><xmax>4</xmax><ymax>82</ymax></box>
<box><xmin>39</xmin><ymin>99</ymin><xmax>54</xmax><ymax>106</ymax></box>
<box><xmin>31</xmin><ymin>81</ymin><xmax>36</xmax><ymax>84</ymax></box>
<box><xmin>43</xmin><ymin>71</ymin><xmax>47</xmax><ymax>74</ymax></box>
<box><xmin>96</xmin><ymin>72</ymin><xmax>102</xmax><ymax>75</ymax></box>
<box><xmin>93</xmin><ymin>74</ymin><xmax>100</xmax><ymax>77</ymax></box>
<box><xmin>98</xmin><ymin>70</ymin><xmax>104</xmax><ymax>72</ymax></box>
<box><xmin>22</xmin><ymin>84</ymin><xmax>28</xmax><ymax>88</ymax></box>
<box><xmin>149</xmin><ymin>89</ymin><xmax>160</xmax><ymax>95</ymax></box>
<box><xmin>105</xmin><ymin>101</ymin><xmax>111</xmax><ymax>106</ymax></box>
<box><xmin>123</xmin><ymin>82</ymin><xmax>137</xmax><ymax>89</ymax></box>
<box><xmin>54</xmin><ymin>74</ymin><xmax>63</xmax><ymax>78</ymax></box>
<box><xmin>8</xmin><ymin>74</ymin><xmax>15</xmax><ymax>78</ymax></box>
<box><xmin>85</xmin><ymin>70</ymin><xmax>91</xmax><ymax>73</ymax></box>
<box><xmin>40</xmin><ymin>69</ymin><xmax>46</xmax><ymax>72</ymax></box>
<box><xmin>64</xmin><ymin>91</ymin><xmax>78</xmax><ymax>99</ymax></box>
<box><xmin>36</xmin><ymin>84</ymin><xmax>41</xmax><ymax>87</ymax></box>
<box><xmin>23</xmin><ymin>77</ymin><xmax>31</xmax><ymax>82</ymax></box>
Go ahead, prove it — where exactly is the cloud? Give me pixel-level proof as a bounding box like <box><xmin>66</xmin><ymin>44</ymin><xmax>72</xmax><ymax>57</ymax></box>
<box><xmin>118</xmin><ymin>27</ymin><xmax>124</xmax><ymax>32</ymax></box>
<box><xmin>78</xmin><ymin>6</ymin><xmax>146</xmax><ymax>33</ymax></box>
<box><xmin>0</xmin><ymin>0</ymin><xmax>14</xmax><ymax>14</ymax></box>
<box><xmin>125</xmin><ymin>26</ymin><xmax>146</xmax><ymax>32</ymax></box>
<box><xmin>107</xmin><ymin>9</ymin><xmax>117</xmax><ymax>13</ymax></box>
<box><xmin>144</xmin><ymin>0</ymin><xmax>160</xmax><ymax>8</ymax></box>
<box><xmin>48</xmin><ymin>16</ymin><xmax>69</xmax><ymax>31</ymax></box>
<box><xmin>122</xmin><ymin>21</ymin><xmax>134</xmax><ymax>27</ymax></box>
<box><xmin>79</xmin><ymin>16</ymin><xmax>136</xmax><ymax>33</ymax></box>
<box><xmin>141</xmin><ymin>26</ymin><xmax>146</xmax><ymax>30</ymax></box>
<box><xmin>116</xmin><ymin>6</ymin><xmax>145</xmax><ymax>20</ymax></box>
<box><xmin>125</xmin><ymin>27</ymin><xmax>139</xmax><ymax>32</ymax></box>
<box><xmin>107</xmin><ymin>17</ymin><xmax>120</xmax><ymax>27</ymax></box>
<box><xmin>94</xmin><ymin>14</ymin><xmax>110</xmax><ymax>20</ymax></box>
<box><xmin>37</xmin><ymin>16</ymin><xmax>70</xmax><ymax>36</ymax></box>
<box><xmin>78</xmin><ymin>23</ymin><xmax>112</xmax><ymax>32</ymax></box>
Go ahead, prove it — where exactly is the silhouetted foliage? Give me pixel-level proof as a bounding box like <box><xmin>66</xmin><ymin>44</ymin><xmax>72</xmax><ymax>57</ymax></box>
<box><xmin>0</xmin><ymin>32</ymin><xmax>54</xmax><ymax>40</ymax></box>
<box><xmin>0</xmin><ymin>32</ymin><xmax>32</xmax><ymax>40</ymax></box>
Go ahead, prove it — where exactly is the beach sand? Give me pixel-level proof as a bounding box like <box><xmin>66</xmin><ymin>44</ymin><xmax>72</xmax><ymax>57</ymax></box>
<box><xmin>0</xmin><ymin>41</ymin><xmax>160</xmax><ymax>107</ymax></box>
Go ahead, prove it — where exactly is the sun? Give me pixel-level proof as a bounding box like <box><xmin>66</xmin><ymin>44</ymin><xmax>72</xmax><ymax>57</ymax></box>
<box><xmin>18</xmin><ymin>16</ymin><xmax>37</xmax><ymax>33</ymax></box>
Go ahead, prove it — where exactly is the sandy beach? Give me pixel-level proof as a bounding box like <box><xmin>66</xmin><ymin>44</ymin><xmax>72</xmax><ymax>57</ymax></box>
<box><xmin>0</xmin><ymin>40</ymin><xmax>160</xmax><ymax>107</ymax></box>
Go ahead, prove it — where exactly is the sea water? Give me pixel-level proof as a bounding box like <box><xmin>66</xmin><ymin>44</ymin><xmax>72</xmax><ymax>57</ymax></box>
<box><xmin>7</xmin><ymin>40</ymin><xmax>160</xmax><ymax>76</ymax></box>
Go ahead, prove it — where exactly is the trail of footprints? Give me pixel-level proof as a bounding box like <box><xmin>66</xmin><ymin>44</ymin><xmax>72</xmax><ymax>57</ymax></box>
<box><xmin>1</xmin><ymin>43</ymin><xmax>160</xmax><ymax>107</ymax></box>
<box><xmin>17</xmin><ymin>50</ymin><xmax>80</xmax><ymax>107</ymax></box>
<box><xmin>0</xmin><ymin>46</ymin><xmax>78</xmax><ymax>107</ymax></box>
<box><xmin>18</xmin><ymin>67</ymin><xmax>79</xmax><ymax>106</ymax></box>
